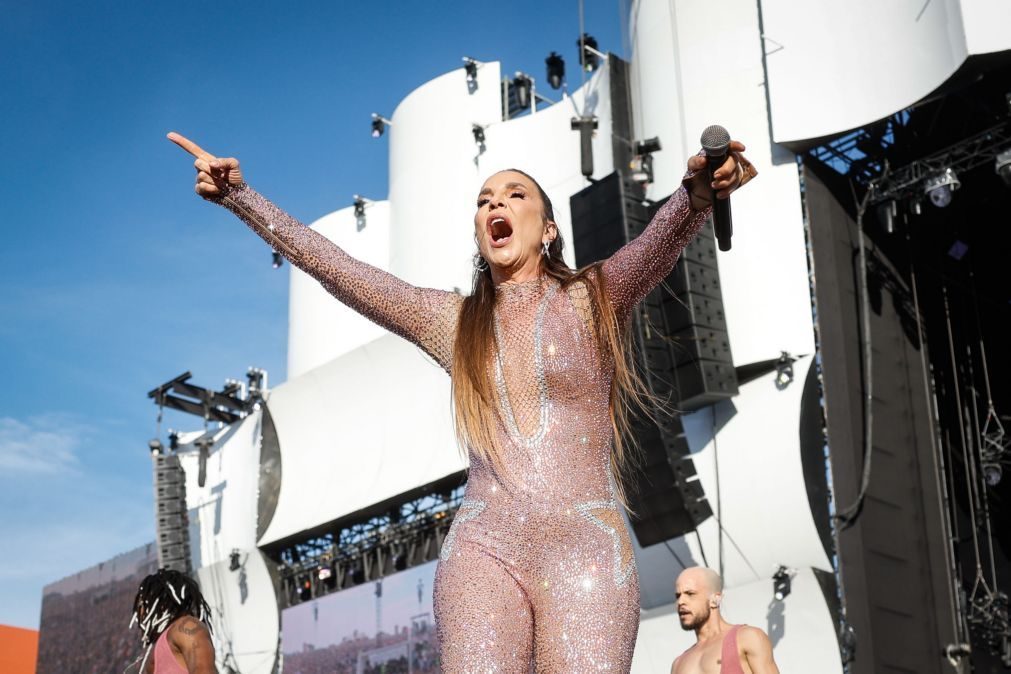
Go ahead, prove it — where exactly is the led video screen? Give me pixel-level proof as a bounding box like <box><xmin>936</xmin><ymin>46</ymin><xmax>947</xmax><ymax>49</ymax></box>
<box><xmin>282</xmin><ymin>560</ymin><xmax>440</xmax><ymax>674</ymax></box>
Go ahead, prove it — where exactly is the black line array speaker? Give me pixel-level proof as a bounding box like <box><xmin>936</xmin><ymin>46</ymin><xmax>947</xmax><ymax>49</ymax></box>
<box><xmin>154</xmin><ymin>453</ymin><xmax>192</xmax><ymax>573</ymax></box>
<box><xmin>570</xmin><ymin>172</ymin><xmax>738</xmax><ymax>545</ymax></box>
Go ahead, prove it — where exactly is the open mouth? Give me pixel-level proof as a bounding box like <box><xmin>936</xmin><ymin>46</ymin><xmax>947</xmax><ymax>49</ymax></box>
<box><xmin>487</xmin><ymin>214</ymin><xmax>514</xmax><ymax>247</ymax></box>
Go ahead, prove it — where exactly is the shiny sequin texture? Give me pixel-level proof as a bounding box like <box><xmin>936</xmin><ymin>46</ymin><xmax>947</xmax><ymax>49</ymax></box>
<box><xmin>216</xmin><ymin>182</ymin><xmax>708</xmax><ymax>672</ymax></box>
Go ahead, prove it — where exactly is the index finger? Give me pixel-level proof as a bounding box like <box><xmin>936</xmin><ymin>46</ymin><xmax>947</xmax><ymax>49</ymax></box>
<box><xmin>167</xmin><ymin>131</ymin><xmax>213</xmax><ymax>160</ymax></box>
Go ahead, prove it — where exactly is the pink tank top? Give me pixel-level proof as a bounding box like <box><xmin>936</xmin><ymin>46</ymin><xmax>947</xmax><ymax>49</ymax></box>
<box><xmin>720</xmin><ymin>624</ymin><xmax>745</xmax><ymax>674</ymax></box>
<box><xmin>153</xmin><ymin>629</ymin><xmax>188</xmax><ymax>674</ymax></box>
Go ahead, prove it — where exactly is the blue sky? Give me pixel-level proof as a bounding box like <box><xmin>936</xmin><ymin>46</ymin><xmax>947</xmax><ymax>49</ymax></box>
<box><xmin>0</xmin><ymin>0</ymin><xmax>626</xmax><ymax>629</ymax></box>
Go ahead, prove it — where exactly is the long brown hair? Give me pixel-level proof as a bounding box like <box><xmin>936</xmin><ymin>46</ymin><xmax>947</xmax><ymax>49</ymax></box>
<box><xmin>451</xmin><ymin>169</ymin><xmax>652</xmax><ymax>507</ymax></box>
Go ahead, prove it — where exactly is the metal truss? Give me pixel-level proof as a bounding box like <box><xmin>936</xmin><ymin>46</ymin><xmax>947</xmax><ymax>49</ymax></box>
<box><xmin>868</xmin><ymin>121</ymin><xmax>1011</xmax><ymax>205</ymax></box>
<box><xmin>277</xmin><ymin>486</ymin><xmax>465</xmax><ymax>607</ymax></box>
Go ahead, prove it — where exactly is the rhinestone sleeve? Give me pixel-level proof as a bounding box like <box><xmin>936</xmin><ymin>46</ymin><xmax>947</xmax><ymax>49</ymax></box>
<box><xmin>600</xmin><ymin>184</ymin><xmax>710</xmax><ymax>316</ymax></box>
<box><xmin>214</xmin><ymin>184</ymin><xmax>462</xmax><ymax>371</ymax></box>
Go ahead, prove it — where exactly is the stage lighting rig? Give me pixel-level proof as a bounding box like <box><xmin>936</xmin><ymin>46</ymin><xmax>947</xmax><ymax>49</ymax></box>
<box><xmin>577</xmin><ymin>33</ymin><xmax>602</xmax><ymax>72</ymax></box>
<box><xmin>148</xmin><ymin>372</ymin><xmax>256</xmax><ymax>426</ymax></box>
<box><xmin>148</xmin><ymin>438</ymin><xmax>163</xmax><ymax>455</ymax></box>
<box><xmin>545</xmin><ymin>51</ymin><xmax>565</xmax><ymax>90</ymax></box>
<box><xmin>772</xmin><ymin>565</ymin><xmax>793</xmax><ymax>601</ymax></box>
<box><xmin>774</xmin><ymin>352</ymin><xmax>796</xmax><ymax>389</ymax></box>
<box><xmin>867</xmin><ymin>120</ymin><xmax>1011</xmax><ymax>206</ymax></box>
<box><xmin>462</xmin><ymin>57</ymin><xmax>482</xmax><ymax>93</ymax></box>
<box><xmin>924</xmin><ymin>168</ymin><xmax>961</xmax><ymax>208</ymax></box>
<box><xmin>271</xmin><ymin>250</ymin><xmax>283</xmax><ymax>269</ymax></box>
<box><xmin>630</xmin><ymin>137</ymin><xmax>663</xmax><ymax>185</ymax></box>
<box><xmin>370</xmin><ymin>113</ymin><xmax>392</xmax><ymax>138</ymax></box>
<box><xmin>353</xmin><ymin>195</ymin><xmax>374</xmax><ymax>231</ymax></box>
<box><xmin>512</xmin><ymin>73</ymin><xmax>532</xmax><ymax>110</ymax></box>
<box><xmin>996</xmin><ymin>148</ymin><xmax>1011</xmax><ymax>186</ymax></box>
<box><xmin>472</xmin><ymin>123</ymin><xmax>486</xmax><ymax>147</ymax></box>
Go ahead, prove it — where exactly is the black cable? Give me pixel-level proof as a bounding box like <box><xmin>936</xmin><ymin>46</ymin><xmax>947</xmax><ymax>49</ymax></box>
<box><xmin>712</xmin><ymin>407</ymin><xmax>724</xmax><ymax>580</ymax></box>
<box><xmin>835</xmin><ymin>178</ymin><xmax>878</xmax><ymax>528</ymax></box>
<box><xmin>694</xmin><ymin>529</ymin><xmax>710</xmax><ymax>568</ymax></box>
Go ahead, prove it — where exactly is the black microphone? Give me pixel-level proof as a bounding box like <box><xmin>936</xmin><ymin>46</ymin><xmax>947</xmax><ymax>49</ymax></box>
<box><xmin>700</xmin><ymin>125</ymin><xmax>733</xmax><ymax>251</ymax></box>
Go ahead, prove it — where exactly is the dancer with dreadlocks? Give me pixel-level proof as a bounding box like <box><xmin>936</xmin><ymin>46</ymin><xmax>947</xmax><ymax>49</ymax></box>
<box><xmin>129</xmin><ymin>568</ymin><xmax>217</xmax><ymax>673</ymax></box>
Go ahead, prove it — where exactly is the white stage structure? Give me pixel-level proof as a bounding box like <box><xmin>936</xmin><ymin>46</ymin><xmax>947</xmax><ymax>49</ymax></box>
<box><xmin>161</xmin><ymin>1</ymin><xmax>1011</xmax><ymax>672</ymax></box>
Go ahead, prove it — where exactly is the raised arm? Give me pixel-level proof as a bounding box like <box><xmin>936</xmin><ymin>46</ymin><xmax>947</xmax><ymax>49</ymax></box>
<box><xmin>601</xmin><ymin>142</ymin><xmax>754</xmax><ymax>318</ymax></box>
<box><xmin>167</xmin><ymin>132</ymin><xmax>461</xmax><ymax>371</ymax></box>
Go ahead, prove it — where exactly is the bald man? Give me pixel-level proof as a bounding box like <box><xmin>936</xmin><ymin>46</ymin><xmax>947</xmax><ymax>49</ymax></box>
<box><xmin>671</xmin><ymin>567</ymin><xmax>779</xmax><ymax>674</ymax></box>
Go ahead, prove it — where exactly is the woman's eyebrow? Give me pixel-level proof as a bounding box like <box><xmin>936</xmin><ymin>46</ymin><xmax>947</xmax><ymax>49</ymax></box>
<box><xmin>477</xmin><ymin>182</ymin><xmax>528</xmax><ymax>198</ymax></box>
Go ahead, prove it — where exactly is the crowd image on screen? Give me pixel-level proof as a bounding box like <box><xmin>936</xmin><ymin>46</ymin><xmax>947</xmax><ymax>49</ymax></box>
<box><xmin>36</xmin><ymin>573</ymin><xmax>148</xmax><ymax>674</ymax></box>
<box><xmin>283</xmin><ymin>622</ymin><xmax>440</xmax><ymax>674</ymax></box>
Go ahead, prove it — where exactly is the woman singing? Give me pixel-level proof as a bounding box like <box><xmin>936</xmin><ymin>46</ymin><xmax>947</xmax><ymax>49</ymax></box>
<box><xmin>168</xmin><ymin>130</ymin><xmax>753</xmax><ymax>672</ymax></box>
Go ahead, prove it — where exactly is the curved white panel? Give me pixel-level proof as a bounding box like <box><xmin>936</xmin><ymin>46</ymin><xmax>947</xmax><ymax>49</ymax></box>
<box><xmin>259</xmin><ymin>334</ymin><xmax>464</xmax><ymax>546</ymax></box>
<box><xmin>962</xmin><ymin>0</ymin><xmax>1011</xmax><ymax>54</ymax></box>
<box><xmin>632</xmin><ymin>568</ymin><xmax>842</xmax><ymax>673</ymax></box>
<box><xmin>196</xmin><ymin>551</ymin><xmax>279</xmax><ymax>674</ymax></box>
<box><xmin>287</xmin><ymin>201</ymin><xmax>391</xmax><ymax>379</ymax></box>
<box><xmin>630</xmin><ymin>0</ymin><xmax>815</xmax><ymax>366</ymax></box>
<box><xmin>387</xmin><ymin>61</ymin><xmax>504</xmax><ymax>293</ymax></box>
<box><xmin>629</xmin><ymin>359</ymin><xmax>830</xmax><ymax>608</ymax></box>
<box><xmin>683</xmin><ymin>357</ymin><xmax>831</xmax><ymax>582</ymax></box>
<box><xmin>761</xmin><ymin>0</ymin><xmax>979</xmax><ymax>143</ymax></box>
<box><xmin>179</xmin><ymin>411</ymin><xmax>263</xmax><ymax>568</ymax></box>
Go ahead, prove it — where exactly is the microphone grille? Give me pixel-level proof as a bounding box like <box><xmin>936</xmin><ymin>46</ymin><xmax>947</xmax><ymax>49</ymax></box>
<box><xmin>700</xmin><ymin>125</ymin><xmax>731</xmax><ymax>152</ymax></box>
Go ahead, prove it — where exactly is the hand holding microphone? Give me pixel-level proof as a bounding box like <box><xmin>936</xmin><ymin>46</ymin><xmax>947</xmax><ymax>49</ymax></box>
<box><xmin>684</xmin><ymin>126</ymin><xmax>753</xmax><ymax>251</ymax></box>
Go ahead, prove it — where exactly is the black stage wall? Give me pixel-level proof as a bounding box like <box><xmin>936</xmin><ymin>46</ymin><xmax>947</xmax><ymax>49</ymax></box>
<box><xmin>804</xmin><ymin>164</ymin><xmax>961</xmax><ymax>673</ymax></box>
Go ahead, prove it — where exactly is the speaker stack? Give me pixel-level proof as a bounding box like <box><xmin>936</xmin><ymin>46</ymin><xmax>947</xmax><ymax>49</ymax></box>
<box><xmin>153</xmin><ymin>453</ymin><xmax>192</xmax><ymax>573</ymax></box>
<box><xmin>570</xmin><ymin>172</ymin><xmax>738</xmax><ymax>545</ymax></box>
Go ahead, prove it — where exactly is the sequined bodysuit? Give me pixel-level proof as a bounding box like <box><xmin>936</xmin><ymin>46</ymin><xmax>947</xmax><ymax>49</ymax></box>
<box><xmin>215</xmin><ymin>182</ymin><xmax>708</xmax><ymax>672</ymax></box>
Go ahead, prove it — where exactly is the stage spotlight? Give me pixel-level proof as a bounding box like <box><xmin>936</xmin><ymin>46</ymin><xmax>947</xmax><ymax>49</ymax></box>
<box><xmin>545</xmin><ymin>51</ymin><xmax>565</xmax><ymax>90</ymax></box>
<box><xmin>773</xmin><ymin>565</ymin><xmax>792</xmax><ymax>601</ymax></box>
<box><xmin>148</xmin><ymin>438</ymin><xmax>163</xmax><ymax>455</ymax></box>
<box><xmin>393</xmin><ymin>552</ymin><xmax>408</xmax><ymax>572</ymax></box>
<box><xmin>984</xmin><ymin>462</ymin><xmax>1003</xmax><ymax>487</ymax></box>
<box><xmin>909</xmin><ymin>198</ymin><xmax>924</xmax><ymax>216</ymax></box>
<box><xmin>271</xmin><ymin>251</ymin><xmax>283</xmax><ymax>269</ymax></box>
<box><xmin>229</xmin><ymin>550</ymin><xmax>241</xmax><ymax>572</ymax></box>
<box><xmin>462</xmin><ymin>57</ymin><xmax>479</xmax><ymax>93</ymax></box>
<box><xmin>577</xmin><ymin>33</ymin><xmax>601</xmax><ymax>72</ymax></box>
<box><xmin>349</xmin><ymin>565</ymin><xmax>366</xmax><ymax>585</ymax></box>
<box><xmin>512</xmin><ymin>73</ymin><xmax>532</xmax><ymax>110</ymax></box>
<box><xmin>995</xmin><ymin>148</ymin><xmax>1011</xmax><ymax>186</ymax></box>
<box><xmin>635</xmin><ymin>137</ymin><xmax>662</xmax><ymax>155</ymax></box>
<box><xmin>923</xmin><ymin>168</ymin><xmax>961</xmax><ymax>208</ymax></box>
<box><xmin>631</xmin><ymin>137</ymin><xmax>663</xmax><ymax>184</ymax></box>
<box><xmin>168</xmin><ymin>430</ymin><xmax>179</xmax><ymax>451</ymax></box>
<box><xmin>370</xmin><ymin>113</ymin><xmax>391</xmax><ymax>138</ymax></box>
<box><xmin>472</xmin><ymin>123</ymin><xmax>486</xmax><ymax>146</ymax></box>
<box><xmin>353</xmin><ymin>195</ymin><xmax>367</xmax><ymax>231</ymax></box>
<box><xmin>299</xmin><ymin>578</ymin><xmax>311</xmax><ymax>601</ymax></box>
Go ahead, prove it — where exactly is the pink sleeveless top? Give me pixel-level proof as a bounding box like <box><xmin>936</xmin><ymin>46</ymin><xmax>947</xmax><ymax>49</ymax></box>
<box><xmin>720</xmin><ymin>624</ymin><xmax>745</xmax><ymax>674</ymax></box>
<box><xmin>153</xmin><ymin>629</ymin><xmax>188</xmax><ymax>674</ymax></box>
